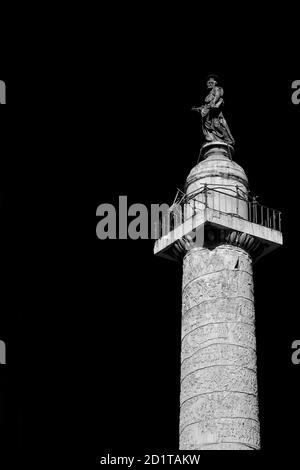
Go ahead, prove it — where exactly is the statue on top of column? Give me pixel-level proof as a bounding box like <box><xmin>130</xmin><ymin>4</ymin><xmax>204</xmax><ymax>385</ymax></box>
<box><xmin>192</xmin><ymin>75</ymin><xmax>235</xmax><ymax>146</ymax></box>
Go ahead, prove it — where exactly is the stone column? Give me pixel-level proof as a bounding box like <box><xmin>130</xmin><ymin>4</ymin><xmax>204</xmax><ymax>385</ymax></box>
<box><xmin>179</xmin><ymin>243</ymin><xmax>260</xmax><ymax>450</ymax></box>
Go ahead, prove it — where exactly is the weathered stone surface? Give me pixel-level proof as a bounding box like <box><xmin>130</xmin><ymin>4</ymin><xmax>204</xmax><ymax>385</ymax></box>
<box><xmin>182</xmin><ymin>246</ymin><xmax>253</xmax><ymax>289</ymax></box>
<box><xmin>180</xmin><ymin>245</ymin><xmax>260</xmax><ymax>450</ymax></box>
<box><xmin>181</xmin><ymin>321</ymin><xmax>256</xmax><ymax>360</ymax></box>
<box><xmin>180</xmin><ymin>365</ymin><xmax>258</xmax><ymax>403</ymax></box>
<box><xmin>195</xmin><ymin>443</ymin><xmax>255</xmax><ymax>450</ymax></box>
<box><xmin>182</xmin><ymin>270</ymin><xmax>254</xmax><ymax>313</ymax></box>
<box><xmin>182</xmin><ymin>298</ymin><xmax>255</xmax><ymax>338</ymax></box>
<box><xmin>181</xmin><ymin>343</ymin><xmax>256</xmax><ymax>379</ymax></box>
<box><xmin>180</xmin><ymin>391</ymin><xmax>259</xmax><ymax>434</ymax></box>
<box><xmin>180</xmin><ymin>417</ymin><xmax>260</xmax><ymax>450</ymax></box>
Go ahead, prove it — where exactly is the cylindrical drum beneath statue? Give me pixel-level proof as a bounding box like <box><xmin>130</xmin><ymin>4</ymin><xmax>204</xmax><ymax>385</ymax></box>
<box><xmin>184</xmin><ymin>144</ymin><xmax>249</xmax><ymax>220</ymax></box>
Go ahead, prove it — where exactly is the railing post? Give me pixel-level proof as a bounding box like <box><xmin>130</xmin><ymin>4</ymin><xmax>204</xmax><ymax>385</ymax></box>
<box><xmin>204</xmin><ymin>183</ymin><xmax>208</xmax><ymax>208</ymax></box>
<box><xmin>279</xmin><ymin>212</ymin><xmax>282</xmax><ymax>232</ymax></box>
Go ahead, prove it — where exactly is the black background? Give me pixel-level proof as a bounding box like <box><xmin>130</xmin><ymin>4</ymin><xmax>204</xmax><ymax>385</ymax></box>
<box><xmin>0</xmin><ymin>74</ymin><xmax>22</xmax><ymax>460</ymax></box>
<box><xmin>95</xmin><ymin>23</ymin><xmax>300</xmax><ymax>463</ymax></box>
<box><xmin>0</xmin><ymin>12</ymin><xmax>299</xmax><ymax>466</ymax></box>
<box><xmin>0</xmin><ymin>75</ymin><xmax>27</xmax><ymax>470</ymax></box>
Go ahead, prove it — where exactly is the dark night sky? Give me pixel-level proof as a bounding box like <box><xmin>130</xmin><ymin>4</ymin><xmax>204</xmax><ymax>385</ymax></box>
<box><xmin>0</xmin><ymin>14</ymin><xmax>299</xmax><ymax>465</ymax></box>
<box><xmin>94</xmin><ymin>26</ymin><xmax>300</xmax><ymax>461</ymax></box>
<box><xmin>0</xmin><ymin>81</ymin><xmax>21</xmax><ymax>459</ymax></box>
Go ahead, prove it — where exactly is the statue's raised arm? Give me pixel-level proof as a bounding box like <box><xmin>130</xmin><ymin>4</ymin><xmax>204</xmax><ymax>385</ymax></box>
<box><xmin>192</xmin><ymin>75</ymin><xmax>234</xmax><ymax>146</ymax></box>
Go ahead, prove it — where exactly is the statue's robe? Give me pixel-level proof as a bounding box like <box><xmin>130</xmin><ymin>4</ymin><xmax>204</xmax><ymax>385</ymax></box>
<box><xmin>201</xmin><ymin>86</ymin><xmax>235</xmax><ymax>145</ymax></box>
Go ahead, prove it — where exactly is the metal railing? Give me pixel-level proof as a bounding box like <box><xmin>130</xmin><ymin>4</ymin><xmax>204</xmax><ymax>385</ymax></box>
<box><xmin>156</xmin><ymin>185</ymin><xmax>282</xmax><ymax>239</ymax></box>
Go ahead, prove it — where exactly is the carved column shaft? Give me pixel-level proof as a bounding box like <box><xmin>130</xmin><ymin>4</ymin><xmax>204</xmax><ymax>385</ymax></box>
<box><xmin>180</xmin><ymin>244</ymin><xmax>260</xmax><ymax>450</ymax></box>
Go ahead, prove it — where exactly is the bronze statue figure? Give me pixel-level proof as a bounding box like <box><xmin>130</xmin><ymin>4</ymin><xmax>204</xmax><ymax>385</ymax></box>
<box><xmin>192</xmin><ymin>75</ymin><xmax>234</xmax><ymax>145</ymax></box>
